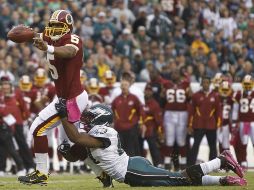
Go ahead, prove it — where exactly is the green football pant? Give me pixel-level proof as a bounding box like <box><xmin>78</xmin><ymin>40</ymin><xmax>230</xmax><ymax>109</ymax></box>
<box><xmin>124</xmin><ymin>156</ymin><xmax>190</xmax><ymax>186</ymax></box>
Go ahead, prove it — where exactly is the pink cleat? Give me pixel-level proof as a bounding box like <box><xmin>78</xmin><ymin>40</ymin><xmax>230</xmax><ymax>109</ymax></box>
<box><xmin>219</xmin><ymin>150</ymin><xmax>244</xmax><ymax>178</ymax></box>
<box><xmin>220</xmin><ymin>176</ymin><xmax>247</xmax><ymax>186</ymax></box>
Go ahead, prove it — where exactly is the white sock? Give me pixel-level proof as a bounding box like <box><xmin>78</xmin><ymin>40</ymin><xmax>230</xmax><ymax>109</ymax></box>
<box><xmin>180</xmin><ymin>157</ymin><xmax>187</xmax><ymax>165</ymax></box>
<box><xmin>84</xmin><ymin>158</ymin><xmax>103</xmax><ymax>176</ymax></box>
<box><xmin>200</xmin><ymin>158</ymin><xmax>221</xmax><ymax>175</ymax></box>
<box><xmin>164</xmin><ymin>157</ymin><xmax>171</xmax><ymax>164</ymax></box>
<box><xmin>59</xmin><ymin>161</ymin><xmax>64</xmax><ymax>167</ymax></box>
<box><xmin>202</xmin><ymin>175</ymin><xmax>222</xmax><ymax>185</ymax></box>
<box><xmin>35</xmin><ymin>153</ymin><xmax>48</xmax><ymax>174</ymax></box>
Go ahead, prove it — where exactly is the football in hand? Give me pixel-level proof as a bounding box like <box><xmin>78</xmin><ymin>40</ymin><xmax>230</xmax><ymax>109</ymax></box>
<box><xmin>7</xmin><ymin>25</ymin><xmax>35</xmax><ymax>43</ymax></box>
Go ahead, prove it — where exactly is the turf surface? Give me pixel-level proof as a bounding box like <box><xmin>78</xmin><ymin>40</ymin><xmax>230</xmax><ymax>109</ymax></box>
<box><xmin>0</xmin><ymin>172</ymin><xmax>253</xmax><ymax>190</ymax></box>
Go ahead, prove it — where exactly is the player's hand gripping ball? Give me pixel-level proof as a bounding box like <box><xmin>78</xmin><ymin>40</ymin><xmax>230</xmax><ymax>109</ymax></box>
<box><xmin>7</xmin><ymin>25</ymin><xmax>35</xmax><ymax>43</ymax></box>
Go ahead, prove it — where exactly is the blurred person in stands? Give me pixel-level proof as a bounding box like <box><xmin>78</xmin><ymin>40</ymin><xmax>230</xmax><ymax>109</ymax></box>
<box><xmin>235</xmin><ymin>61</ymin><xmax>254</xmax><ymax>80</ymax></box>
<box><xmin>147</xmin><ymin>4</ymin><xmax>172</xmax><ymax>43</ymax></box>
<box><xmin>134</xmin><ymin>26</ymin><xmax>151</xmax><ymax>47</ymax></box>
<box><xmin>140</xmin><ymin>83</ymin><xmax>163</xmax><ymax>167</ymax></box>
<box><xmin>111</xmin><ymin>0</ymin><xmax>136</xmax><ymax>24</ymax></box>
<box><xmin>132</xmin><ymin>8</ymin><xmax>147</xmax><ymax>34</ymax></box>
<box><xmin>131</xmin><ymin>49</ymin><xmax>145</xmax><ymax>80</ymax></box>
<box><xmin>80</xmin><ymin>17</ymin><xmax>94</xmax><ymax>40</ymax></box>
<box><xmin>188</xmin><ymin>76</ymin><xmax>222</xmax><ymax>166</ymax></box>
<box><xmin>190</xmin><ymin>32</ymin><xmax>210</xmax><ymax>56</ymax></box>
<box><xmin>93</xmin><ymin>11</ymin><xmax>116</xmax><ymax>41</ymax></box>
<box><xmin>161</xmin><ymin>69</ymin><xmax>191</xmax><ymax>170</ymax></box>
<box><xmin>206</xmin><ymin>52</ymin><xmax>221</xmax><ymax>78</ymax></box>
<box><xmin>215</xmin><ymin>7</ymin><xmax>237</xmax><ymax>39</ymax></box>
<box><xmin>0</xmin><ymin>76</ymin><xmax>32</xmax><ymax>176</ymax></box>
<box><xmin>139</xmin><ymin>60</ymin><xmax>154</xmax><ymax>82</ymax></box>
<box><xmin>95</xmin><ymin>47</ymin><xmax>110</xmax><ymax>81</ymax></box>
<box><xmin>232</xmin><ymin>75</ymin><xmax>254</xmax><ymax>170</ymax></box>
<box><xmin>83</xmin><ymin>57</ymin><xmax>99</xmax><ymax>80</ymax></box>
<box><xmin>99</xmin><ymin>28</ymin><xmax>115</xmax><ymax>47</ymax></box>
<box><xmin>111</xmin><ymin>72</ymin><xmax>145</xmax><ymax>156</ymax></box>
<box><xmin>116</xmin><ymin>28</ymin><xmax>138</xmax><ymax>58</ymax></box>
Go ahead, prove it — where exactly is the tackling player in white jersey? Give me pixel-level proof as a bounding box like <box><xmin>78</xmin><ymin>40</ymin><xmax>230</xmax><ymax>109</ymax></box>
<box><xmin>54</xmin><ymin>102</ymin><xmax>246</xmax><ymax>187</ymax></box>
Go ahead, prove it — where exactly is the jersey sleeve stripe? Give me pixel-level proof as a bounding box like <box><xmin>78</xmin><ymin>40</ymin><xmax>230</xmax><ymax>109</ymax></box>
<box><xmin>65</xmin><ymin>44</ymin><xmax>79</xmax><ymax>51</ymax></box>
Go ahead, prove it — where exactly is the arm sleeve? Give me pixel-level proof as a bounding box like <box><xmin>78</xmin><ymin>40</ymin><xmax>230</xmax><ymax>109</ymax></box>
<box><xmin>61</xmin><ymin>34</ymin><xmax>82</xmax><ymax>52</ymax></box>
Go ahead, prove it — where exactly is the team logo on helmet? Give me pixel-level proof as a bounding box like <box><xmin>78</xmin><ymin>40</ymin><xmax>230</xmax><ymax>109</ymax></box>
<box><xmin>19</xmin><ymin>75</ymin><xmax>32</xmax><ymax>92</ymax></box>
<box><xmin>34</xmin><ymin>68</ymin><xmax>48</xmax><ymax>87</ymax></box>
<box><xmin>80</xmin><ymin>104</ymin><xmax>113</xmax><ymax>131</ymax></box>
<box><xmin>102</xmin><ymin>70</ymin><xmax>116</xmax><ymax>87</ymax></box>
<box><xmin>242</xmin><ymin>75</ymin><xmax>254</xmax><ymax>91</ymax></box>
<box><xmin>87</xmin><ymin>78</ymin><xmax>100</xmax><ymax>94</ymax></box>
<box><xmin>212</xmin><ymin>72</ymin><xmax>223</xmax><ymax>88</ymax></box>
<box><xmin>219</xmin><ymin>80</ymin><xmax>232</xmax><ymax>97</ymax></box>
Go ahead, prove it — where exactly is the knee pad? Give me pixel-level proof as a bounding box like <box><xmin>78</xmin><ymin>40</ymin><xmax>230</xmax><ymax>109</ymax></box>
<box><xmin>185</xmin><ymin>165</ymin><xmax>204</xmax><ymax>185</ymax></box>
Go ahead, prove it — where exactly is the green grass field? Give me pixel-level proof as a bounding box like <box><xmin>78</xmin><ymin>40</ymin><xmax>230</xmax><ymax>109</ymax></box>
<box><xmin>0</xmin><ymin>172</ymin><xmax>253</xmax><ymax>190</ymax></box>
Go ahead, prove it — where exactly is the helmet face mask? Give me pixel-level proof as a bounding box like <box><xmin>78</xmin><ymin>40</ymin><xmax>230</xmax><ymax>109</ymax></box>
<box><xmin>44</xmin><ymin>10</ymin><xmax>73</xmax><ymax>41</ymax></box>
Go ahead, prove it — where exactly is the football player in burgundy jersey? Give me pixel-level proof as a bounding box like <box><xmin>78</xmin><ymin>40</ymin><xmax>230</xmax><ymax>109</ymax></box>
<box><xmin>217</xmin><ymin>80</ymin><xmax>234</xmax><ymax>153</ymax></box>
<box><xmin>162</xmin><ymin>69</ymin><xmax>191</xmax><ymax>170</ymax></box>
<box><xmin>232</xmin><ymin>75</ymin><xmax>254</xmax><ymax>170</ymax></box>
<box><xmin>18</xmin><ymin>10</ymin><xmax>89</xmax><ymax>185</ymax></box>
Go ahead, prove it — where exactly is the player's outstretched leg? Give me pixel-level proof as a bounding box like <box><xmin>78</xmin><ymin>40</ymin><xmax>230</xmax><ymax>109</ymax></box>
<box><xmin>193</xmin><ymin>150</ymin><xmax>244</xmax><ymax>178</ymax></box>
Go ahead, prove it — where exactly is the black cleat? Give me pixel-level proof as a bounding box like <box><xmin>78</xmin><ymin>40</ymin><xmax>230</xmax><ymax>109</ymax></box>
<box><xmin>18</xmin><ymin>170</ymin><xmax>49</xmax><ymax>185</ymax></box>
<box><xmin>97</xmin><ymin>172</ymin><xmax>114</xmax><ymax>188</ymax></box>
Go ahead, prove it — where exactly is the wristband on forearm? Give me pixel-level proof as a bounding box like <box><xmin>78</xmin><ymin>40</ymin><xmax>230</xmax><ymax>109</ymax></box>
<box><xmin>47</xmin><ymin>45</ymin><xmax>54</xmax><ymax>54</ymax></box>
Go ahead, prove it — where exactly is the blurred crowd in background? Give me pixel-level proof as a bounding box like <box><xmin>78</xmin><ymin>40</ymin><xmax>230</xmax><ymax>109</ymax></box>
<box><xmin>0</xmin><ymin>0</ymin><xmax>254</xmax><ymax>84</ymax></box>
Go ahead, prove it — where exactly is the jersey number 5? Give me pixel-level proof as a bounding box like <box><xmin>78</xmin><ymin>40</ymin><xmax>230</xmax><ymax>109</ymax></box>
<box><xmin>46</xmin><ymin>53</ymin><xmax>59</xmax><ymax>80</ymax></box>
